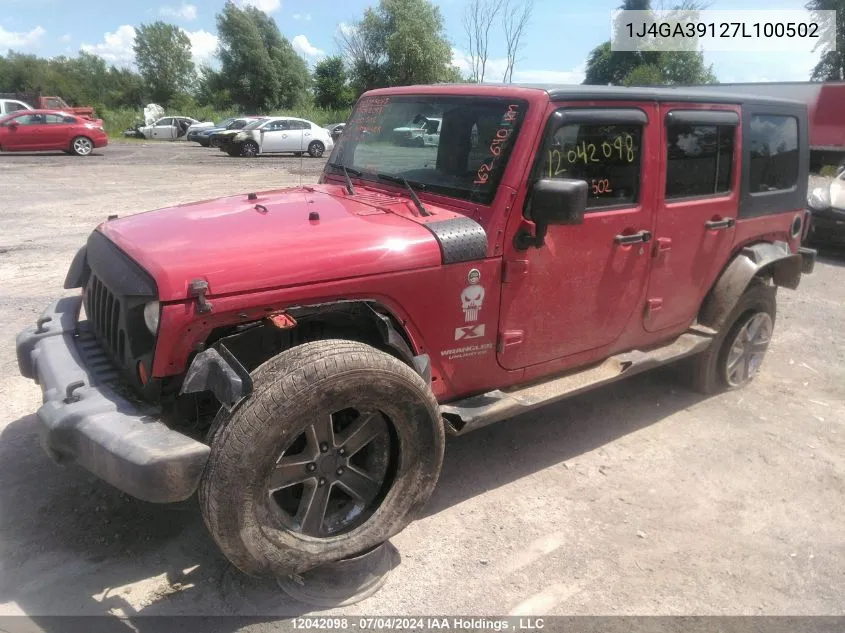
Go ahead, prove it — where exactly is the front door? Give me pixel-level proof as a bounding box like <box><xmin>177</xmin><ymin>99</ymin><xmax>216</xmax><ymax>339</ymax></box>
<box><xmin>643</xmin><ymin>104</ymin><xmax>740</xmax><ymax>333</ymax></box>
<box><xmin>152</xmin><ymin>118</ymin><xmax>174</xmax><ymax>140</ymax></box>
<box><xmin>6</xmin><ymin>113</ymin><xmax>45</xmax><ymax>149</ymax></box>
<box><xmin>259</xmin><ymin>120</ymin><xmax>291</xmax><ymax>153</ymax></box>
<box><xmin>498</xmin><ymin>105</ymin><xmax>659</xmax><ymax>370</ymax></box>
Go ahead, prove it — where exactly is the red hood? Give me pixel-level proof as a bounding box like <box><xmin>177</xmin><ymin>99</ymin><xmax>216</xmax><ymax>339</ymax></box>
<box><xmin>98</xmin><ymin>184</ymin><xmax>452</xmax><ymax>301</ymax></box>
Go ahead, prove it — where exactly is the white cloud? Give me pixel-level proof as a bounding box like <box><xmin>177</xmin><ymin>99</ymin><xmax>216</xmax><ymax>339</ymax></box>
<box><xmin>160</xmin><ymin>3</ymin><xmax>198</xmax><ymax>21</ymax></box>
<box><xmin>292</xmin><ymin>13</ymin><xmax>311</xmax><ymax>21</ymax></box>
<box><xmin>58</xmin><ymin>33</ymin><xmax>72</xmax><ymax>44</ymax></box>
<box><xmin>81</xmin><ymin>25</ymin><xmax>136</xmax><ymax>66</ymax></box>
<box><xmin>0</xmin><ymin>25</ymin><xmax>46</xmax><ymax>50</ymax></box>
<box><xmin>183</xmin><ymin>28</ymin><xmax>218</xmax><ymax>65</ymax></box>
<box><xmin>235</xmin><ymin>0</ymin><xmax>281</xmax><ymax>12</ymax></box>
<box><xmin>451</xmin><ymin>48</ymin><xmax>585</xmax><ymax>84</ymax></box>
<box><xmin>292</xmin><ymin>34</ymin><xmax>324</xmax><ymax>59</ymax></box>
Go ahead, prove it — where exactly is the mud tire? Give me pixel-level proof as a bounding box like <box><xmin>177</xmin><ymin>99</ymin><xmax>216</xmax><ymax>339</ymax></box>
<box><xmin>199</xmin><ymin>339</ymin><xmax>444</xmax><ymax>577</ymax></box>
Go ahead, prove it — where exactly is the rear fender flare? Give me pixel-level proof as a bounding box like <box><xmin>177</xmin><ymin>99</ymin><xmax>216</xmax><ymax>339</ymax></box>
<box><xmin>699</xmin><ymin>241</ymin><xmax>801</xmax><ymax>331</ymax></box>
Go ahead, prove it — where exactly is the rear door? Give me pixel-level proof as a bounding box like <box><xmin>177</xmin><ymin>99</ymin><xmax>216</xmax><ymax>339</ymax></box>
<box><xmin>643</xmin><ymin>104</ymin><xmax>740</xmax><ymax>332</ymax></box>
<box><xmin>42</xmin><ymin>113</ymin><xmax>75</xmax><ymax>148</ymax></box>
<box><xmin>284</xmin><ymin>120</ymin><xmax>307</xmax><ymax>152</ymax></box>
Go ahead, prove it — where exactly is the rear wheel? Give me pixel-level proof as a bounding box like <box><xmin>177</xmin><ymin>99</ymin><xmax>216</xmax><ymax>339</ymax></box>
<box><xmin>210</xmin><ymin>137</ymin><xmax>221</xmax><ymax>148</ymax></box>
<box><xmin>240</xmin><ymin>141</ymin><xmax>259</xmax><ymax>157</ymax></box>
<box><xmin>684</xmin><ymin>280</ymin><xmax>777</xmax><ymax>394</ymax></box>
<box><xmin>199</xmin><ymin>340</ymin><xmax>445</xmax><ymax>577</ymax></box>
<box><xmin>71</xmin><ymin>136</ymin><xmax>93</xmax><ymax>156</ymax></box>
<box><xmin>308</xmin><ymin>141</ymin><xmax>325</xmax><ymax>158</ymax></box>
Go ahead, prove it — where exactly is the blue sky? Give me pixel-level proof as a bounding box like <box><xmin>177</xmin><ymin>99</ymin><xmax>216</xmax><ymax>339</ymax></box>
<box><xmin>0</xmin><ymin>0</ymin><xmax>829</xmax><ymax>84</ymax></box>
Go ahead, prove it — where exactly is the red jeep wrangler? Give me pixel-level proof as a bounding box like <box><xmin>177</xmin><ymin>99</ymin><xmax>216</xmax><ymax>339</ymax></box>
<box><xmin>17</xmin><ymin>84</ymin><xmax>816</xmax><ymax>577</ymax></box>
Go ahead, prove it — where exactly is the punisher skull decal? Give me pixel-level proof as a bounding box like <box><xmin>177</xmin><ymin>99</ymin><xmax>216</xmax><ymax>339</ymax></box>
<box><xmin>460</xmin><ymin>269</ymin><xmax>485</xmax><ymax>322</ymax></box>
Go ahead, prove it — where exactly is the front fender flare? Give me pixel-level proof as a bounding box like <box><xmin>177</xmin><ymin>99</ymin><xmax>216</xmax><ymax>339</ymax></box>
<box><xmin>699</xmin><ymin>241</ymin><xmax>802</xmax><ymax>331</ymax></box>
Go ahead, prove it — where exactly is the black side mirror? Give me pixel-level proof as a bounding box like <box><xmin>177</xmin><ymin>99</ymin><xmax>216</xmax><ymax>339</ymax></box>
<box><xmin>516</xmin><ymin>178</ymin><xmax>587</xmax><ymax>249</ymax></box>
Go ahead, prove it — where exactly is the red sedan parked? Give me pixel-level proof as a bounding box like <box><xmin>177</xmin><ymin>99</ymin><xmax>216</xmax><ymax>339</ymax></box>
<box><xmin>0</xmin><ymin>109</ymin><xmax>108</xmax><ymax>156</ymax></box>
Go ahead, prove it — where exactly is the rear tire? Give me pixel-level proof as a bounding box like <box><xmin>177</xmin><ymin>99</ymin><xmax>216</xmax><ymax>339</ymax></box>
<box><xmin>308</xmin><ymin>141</ymin><xmax>325</xmax><ymax>158</ymax></box>
<box><xmin>199</xmin><ymin>339</ymin><xmax>445</xmax><ymax>577</ymax></box>
<box><xmin>684</xmin><ymin>280</ymin><xmax>777</xmax><ymax>394</ymax></box>
<box><xmin>71</xmin><ymin>136</ymin><xmax>94</xmax><ymax>156</ymax></box>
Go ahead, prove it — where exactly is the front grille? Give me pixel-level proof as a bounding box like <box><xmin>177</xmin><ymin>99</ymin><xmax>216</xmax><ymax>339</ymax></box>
<box><xmin>82</xmin><ymin>230</ymin><xmax>158</xmax><ymax>396</ymax></box>
<box><xmin>85</xmin><ymin>274</ymin><xmax>126</xmax><ymax>364</ymax></box>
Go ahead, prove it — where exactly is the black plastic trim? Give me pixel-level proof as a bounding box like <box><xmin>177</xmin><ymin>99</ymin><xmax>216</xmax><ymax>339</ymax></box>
<box><xmin>666</xmin><ymin>110</ymin><xmax>739</xmax><ymax>126</ymax></box>
<box><xmin>424</xmin><ymin>217</ymin><xmax>488</xmax><ymax>264</ymax></box>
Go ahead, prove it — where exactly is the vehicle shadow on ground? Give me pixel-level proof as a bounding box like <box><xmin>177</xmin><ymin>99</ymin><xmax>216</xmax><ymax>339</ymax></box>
<box><xmin>0</xmin><ymin>368</ymin><xmax>705</xmax><ymax>627</ymax></box>
<box><xmin>815</xmin><ymin>248</ymin><xmax>845</xmax><ymax>266</ymax></box>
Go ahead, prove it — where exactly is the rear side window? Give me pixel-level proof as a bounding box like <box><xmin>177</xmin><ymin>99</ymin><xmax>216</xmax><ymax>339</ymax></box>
<box><xmin>541</xmin><ymin>123</ymin><xmax>642</xmax><ymax>209</ymax></box>
<box><xmin>7</xmin><ymin>102</ymin><xmax>29</xmax><ymax>113</ymax></box>
<box><xmin>748</xmin><ymin>115</ymin><xmax>799</xmax><ymax>193</ymax></box>
<box><xmin>666</xmin><ymin>124</ymin><xmax>734</xmax><ymax>198</ymax></box>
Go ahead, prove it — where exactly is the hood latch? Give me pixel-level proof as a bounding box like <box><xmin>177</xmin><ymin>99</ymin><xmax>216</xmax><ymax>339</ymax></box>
<box><xmin>188</xmin><ymin>279</ymin><xmax>213</xmax><ymax>314</ymax></box>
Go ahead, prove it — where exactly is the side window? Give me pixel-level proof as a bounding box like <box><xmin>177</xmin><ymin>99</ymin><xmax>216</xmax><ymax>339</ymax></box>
<box><xmin>541</xmin><ymin>123</ymin><xmax>642</xmax><ymax>208</ymax></box>
<box><xmin>264</xmin><ymin>120</ymin><xmax>289</xmax><ymax>131</ymax></box>
<box><xmin>45</xmin><ymin>114</ymin><xmax>69</xmax><ymax>124</ymax></box>
<box><xmin>748</xmin><ymin>115</ymin><xmax>798</xmax><ymax>193</ymax></box>
<box><xmin>62</xmin><ymin>115</ymin><xmax>77</xmax><ymax>123</ymax></box>
<box><xmin>290</xmin><ymin>120</ymin><xmax>309</xmax><ymax>130</ymax></box>
<box><xmin>158</xmin><ymin>118</ymin><xmax>173</xmax><ymax>127</ymax></box>
<box><xmin>8</xmin><ymin>102</ymin><xmax>29</xmax><ymax>113</ymax></box>
<box><xmin>666</xmin><ymin>124</ymin><xmax>734</xmax><ymax>198</ymax></box>
<box><xmin>231</xmin><ymin>120</ymin><xmax>246</xmax><ymax>130</ymax></box>
<box><xmin>16</xmin><ymin>114</ymin><xmax>43</xmax><ymax>125</ymax></box>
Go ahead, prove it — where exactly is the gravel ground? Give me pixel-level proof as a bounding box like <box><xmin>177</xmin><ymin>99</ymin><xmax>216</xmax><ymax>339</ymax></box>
<box><xmin>0</xmin><ymin>142</ymin><xmax>844</xmax><ymax>622</ymax></box>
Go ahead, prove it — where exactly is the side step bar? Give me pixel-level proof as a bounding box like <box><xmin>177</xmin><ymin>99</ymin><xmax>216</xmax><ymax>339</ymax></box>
<box><xmin>440</xmin><ymin>329</ymin><xmax>714</xmax><ymax>435</ymax></box>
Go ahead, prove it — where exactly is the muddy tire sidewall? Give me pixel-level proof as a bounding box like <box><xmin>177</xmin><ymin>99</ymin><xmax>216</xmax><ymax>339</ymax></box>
<box><xmin>199</xmin><ymin>340</ymin><xmax>444</xmax><ymax>577</ymax></box>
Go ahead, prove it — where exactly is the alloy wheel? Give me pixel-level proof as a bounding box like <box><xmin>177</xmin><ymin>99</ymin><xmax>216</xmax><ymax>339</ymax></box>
<box><xmin>724</xmin><ymin>312</ymin><xmax>773</xmax><ymax>387</ymax></box>
<box><xmin>265</xmin><ymin>407</ymin><xmax>393</xmax><ymax>537</ymax></box>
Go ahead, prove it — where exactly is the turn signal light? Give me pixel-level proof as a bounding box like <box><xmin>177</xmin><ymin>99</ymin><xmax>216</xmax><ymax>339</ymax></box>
<box><xmin>137</xmin><ymin>361</ymin><xmax>149</xmax><ymax>385</ymax></box>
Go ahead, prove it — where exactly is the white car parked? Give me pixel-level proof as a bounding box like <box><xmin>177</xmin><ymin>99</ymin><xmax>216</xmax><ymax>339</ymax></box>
<box><xmin>138</xmin><ymin>116</ymin><xmax>202</xmax><ymax>140</ymax></box>
<box><xmin>392</xmin><ymin>115</ymin><xmax>442</xmax><ymax>147</ymax></box>
<box><xmin>226</xmin><ymin>117</ymin><xmax>334</xmax><ymax>158</ymax></box>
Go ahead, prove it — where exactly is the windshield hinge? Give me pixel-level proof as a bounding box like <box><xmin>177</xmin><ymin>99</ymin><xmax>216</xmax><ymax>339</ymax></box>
<box><xmin>188</xmin><ymin>279</ymin><xmax>213</xmax><ymax>314</ymax></box>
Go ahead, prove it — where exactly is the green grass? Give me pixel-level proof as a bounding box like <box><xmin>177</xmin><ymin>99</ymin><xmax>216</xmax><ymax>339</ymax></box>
<box><xmin>819</xmin><ymin>165</ymin><xmax>840</xmax><ymax>178</ymax></box>
<box><xmin>101</xmin><ymin>106</ymin><xmax>352</xmax><ymax>139</ymax></box>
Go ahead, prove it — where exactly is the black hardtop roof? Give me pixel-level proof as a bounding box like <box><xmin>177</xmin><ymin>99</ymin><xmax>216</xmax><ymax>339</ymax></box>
<box><xmin>516</xmin><ymin>83</ymin><xmax>806</xmax><ymax>107</ymax></box>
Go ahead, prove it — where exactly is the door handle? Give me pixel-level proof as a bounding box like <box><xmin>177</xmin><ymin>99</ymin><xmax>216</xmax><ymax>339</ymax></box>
<box><xmin>614</xmin><ymin>230</ymin><xmax>652</xmax><ymax>245</ymax></box>
<box><xmin>282</xmin><ymin>134</ymin><xmax>288</xmax><ymax>138</ymax></box>
<box><xmin>705</xmin><ymin>218</ymin><xmax>735</xmax><ymax>230</ymax></box>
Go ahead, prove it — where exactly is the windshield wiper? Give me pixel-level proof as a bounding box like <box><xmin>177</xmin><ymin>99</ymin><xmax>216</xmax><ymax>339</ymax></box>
<box><xmin>326</xmin><ymin>162</ymin><xmax>359</xmax><ymax>195</ymax></box>
<box><xmin>376</xmin><ymin>174</ymin><xmax>431</xmax><ymax>217</ymax></box>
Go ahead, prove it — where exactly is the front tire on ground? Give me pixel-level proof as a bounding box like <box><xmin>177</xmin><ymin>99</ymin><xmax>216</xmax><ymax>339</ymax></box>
<box><xmin>240</xmin><ymin>141</ymin><xmax>259</xmax><ymax>157</ymax></box>
<box><xmin>308</xmin><ymin>141</ymin><xmax>325</xmax><ymax>158</ymax></box>
<box><xmin>684</xmin><ymin>279</ymin><xmax>777</xmax><ymax>395</ymax></box>
<box><xmin>71</xmin><ymin>136</ymin><xmax>94</xmax><ymax>156</ymax></box>
<box><xmin>199</xmin><ymin>339</ymin><xmax>445</xmax><ymax>577</ymax></box>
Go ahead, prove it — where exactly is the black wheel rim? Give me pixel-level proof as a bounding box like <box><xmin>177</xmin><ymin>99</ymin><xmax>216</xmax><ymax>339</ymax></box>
<box><xmin>310</xmin><ymin>143</ymin><xmax>323</xmax><ymax>157</ymax></box>
<box><xmin>265</xmin><ymin>408</ymin><xmax>394</xmax><ymax>537</ymax></box>
<box><xmin>243</xmin><ymin>143</ymin><xmax>257</xmax><ymax>157</ymax></box>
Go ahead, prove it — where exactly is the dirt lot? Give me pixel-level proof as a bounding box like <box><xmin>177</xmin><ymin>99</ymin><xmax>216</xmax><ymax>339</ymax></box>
<box><xmin>1</xmin><ymin>141</ymin><xmax>844</xmax><ymax>622</ymax></box>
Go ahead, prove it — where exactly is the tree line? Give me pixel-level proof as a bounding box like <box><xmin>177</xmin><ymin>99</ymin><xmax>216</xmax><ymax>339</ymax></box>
<box><xmin>0</xmin><ymin>0</ymin><xmax>467</xmax><ymax>116</ymax></box>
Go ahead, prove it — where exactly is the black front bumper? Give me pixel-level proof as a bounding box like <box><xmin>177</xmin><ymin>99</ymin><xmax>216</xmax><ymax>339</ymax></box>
<box><xmin>16</xmin><ymin>296</ymin><xmax>210</xmax><ymax>503</ymax></box>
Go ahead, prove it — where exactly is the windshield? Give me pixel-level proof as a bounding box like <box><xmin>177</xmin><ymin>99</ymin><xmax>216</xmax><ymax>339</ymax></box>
<box><xmin>327</xmin><ymin>95</ymin><xmax>527</xmax><ymax>204</ymax></box>
<box><xmin>243</xmin><ymin>119</ymin><xmax>265</xmax><ymax>130</ymax></box>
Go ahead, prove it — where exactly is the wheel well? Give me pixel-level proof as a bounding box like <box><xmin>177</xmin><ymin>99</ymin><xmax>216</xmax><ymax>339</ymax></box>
<box><xmin>161</xmin><ymin>301</ymin><xmax>421</xmax><ymax>434</ymax></box>
<box><xmin>207</xmin><ymin>301</ymin><xmax>417</xmax><ymax>377</ymax></box>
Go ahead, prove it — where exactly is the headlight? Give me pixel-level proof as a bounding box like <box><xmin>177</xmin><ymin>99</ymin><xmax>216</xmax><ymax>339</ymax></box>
<box><xmin>807</xmin><ymin>186</ymin><xmax>831</xmax><ymax>211</ymax></box>
<box><xmin>143</xmin><ymin>300</ymin><xmax>160</xmax><ymax>334</ymax></box>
